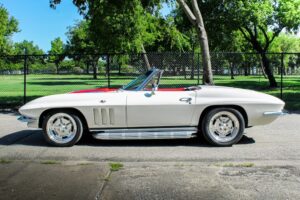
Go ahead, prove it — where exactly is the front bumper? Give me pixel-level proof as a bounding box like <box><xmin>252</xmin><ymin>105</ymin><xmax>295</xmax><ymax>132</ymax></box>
<box><xmin>18</xmin><ymin>116</ymin><xmax>39</xmax><ymax>128</ymax></box>
<box><xmin>263</xmin><ymin>110</ymin><xmax>288</xmax><ymax>116</ymax></box>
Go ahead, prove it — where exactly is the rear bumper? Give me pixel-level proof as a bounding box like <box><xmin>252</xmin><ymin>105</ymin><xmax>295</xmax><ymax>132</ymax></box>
<box><xmin>18</xmin><ymin>116</ymin><xmax>39</xmax><ymax>128</ymax></box>
<box><xmin>263</xmin><ymin>110</ymin><xmax>288</xmax><ymax>116</ymax></box>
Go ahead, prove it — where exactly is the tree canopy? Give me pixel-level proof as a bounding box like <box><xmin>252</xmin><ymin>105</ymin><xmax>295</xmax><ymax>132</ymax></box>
<box><xmin>14</xmin><ymin>40</ymin><xmax>44</xmax><ymax>55</ymax></box>
<box><xmin>48</xmin><ymin>37</ymin><xmax>65</xmax><ymax>73</ymax></box>
<box><xmin>0</xmin><ymin>5</ymin><xmax>19</xmax><ymax>54</ymax></box>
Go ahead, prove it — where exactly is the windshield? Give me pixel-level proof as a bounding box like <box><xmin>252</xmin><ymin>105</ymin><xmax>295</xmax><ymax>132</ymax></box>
<box><xmin>122</xmin><ymin>71</ymin><xmax>153</xmax><ymax>90</ymax></box>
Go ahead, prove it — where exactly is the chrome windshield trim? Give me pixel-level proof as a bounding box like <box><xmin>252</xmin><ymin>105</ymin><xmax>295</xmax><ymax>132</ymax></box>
<box><xmin>136</xmin><ymin>68</ymin><xmax>162</xmax><ymax>91</ymax></box>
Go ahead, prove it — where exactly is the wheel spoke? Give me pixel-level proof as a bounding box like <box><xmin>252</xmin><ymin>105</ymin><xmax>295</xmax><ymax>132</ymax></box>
<box><xmin>46</xmin><ymin>113</ymin><xmax>78</xmax><ymax>144</ymax></box>
<box><xmin>208</xmin><ymin>111</ymin><xmax>240</xmax><ymax>143</ymax></box>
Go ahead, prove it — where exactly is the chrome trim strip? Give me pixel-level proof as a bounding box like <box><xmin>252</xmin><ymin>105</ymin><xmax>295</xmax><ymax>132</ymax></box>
<box><xmin>91</xmin><ymin>127</ymin><xmax>198</xmax><ymax>140</ymax></box>
<box><xmin>18</xmin><ymin>116</ymin><xmax>39</xmax><ymax>128</ymax></box>
<box><xmin>263</xmin><ymin>110</ymin><xmax>288</xmax><ymax>116</ymax></box>
<box><xmin>18</xmin><ymin>115</ymin><xmax>35</xmax><ymax>123</ymax></box>
<box><xmin>90</xmin><ymin>127</ymin><xmax>198</xmax><ymax>133</ymax></box>
<box><xmin>92</xmin><ymin>131</ymin><xmax>197</xmax><ymax>140</ymax></box>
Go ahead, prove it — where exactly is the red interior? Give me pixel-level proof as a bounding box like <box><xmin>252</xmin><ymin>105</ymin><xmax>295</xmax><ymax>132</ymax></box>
<box><xmin>71</xmin><ymin>88</ymin><xmax>117</xmax><ymax>93</ymax></box>
<box><xmin>71</xmin><ymin>87</ymin><xmax>186</xmax><ymax>93</ymax></box>
<box><xmin>158</xmin><ymin>88</ymin><xmax>185</xmax><ymax>91</ymax></box>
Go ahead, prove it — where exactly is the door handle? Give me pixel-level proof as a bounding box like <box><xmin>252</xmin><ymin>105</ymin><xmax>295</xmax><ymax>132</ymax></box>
<box><xmin>179</xmin><ymin>97</ymin><xmax>192</xmax><ymax>103</ymax></box>
<box><xmin>100</xmin><ymin>100</ymin><xmax>106</xmax><ymax>103</ymax></box>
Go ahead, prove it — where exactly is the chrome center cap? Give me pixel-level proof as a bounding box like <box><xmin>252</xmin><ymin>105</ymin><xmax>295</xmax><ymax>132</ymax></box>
<box><xmin>218</xmin><ymin>123</ymin><xmax>231</xmax><ymax>135</ymax></box>
<box><xmin>57</xmin><ymin>125</ymin><xmax>70</xmax><ymax>136</ymax></box>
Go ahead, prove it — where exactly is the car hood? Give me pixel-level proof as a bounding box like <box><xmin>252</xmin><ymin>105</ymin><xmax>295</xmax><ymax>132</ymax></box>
<box><xmin>19</xmin><ymin>91</ymin><xmax>119</xmax><ymax>116</ymax></box>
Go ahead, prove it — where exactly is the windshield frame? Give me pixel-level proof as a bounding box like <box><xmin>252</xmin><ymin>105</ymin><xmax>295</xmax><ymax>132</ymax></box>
<box><xmin>121</xmin><ymin>68</ymin><xmax>163</xmax><ymax>91</ymax></box>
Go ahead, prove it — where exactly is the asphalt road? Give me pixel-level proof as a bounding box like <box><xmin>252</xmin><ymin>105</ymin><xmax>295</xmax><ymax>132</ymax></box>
<box><xmin>0</xmin><ymin>112</ymin><xmax>300</xmax><ymax>200</ymax></box>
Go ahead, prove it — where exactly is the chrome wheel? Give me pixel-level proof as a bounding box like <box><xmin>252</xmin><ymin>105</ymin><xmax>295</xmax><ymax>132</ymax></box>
<box><xmin>208</xmin><ymin>111</ymin><xmax>240</xmax><ymax>143</ymax></box>
<box><xmin>46</xmin><ymin>113</ymin><xmax>77</xmax><ymax>144</ymax></box>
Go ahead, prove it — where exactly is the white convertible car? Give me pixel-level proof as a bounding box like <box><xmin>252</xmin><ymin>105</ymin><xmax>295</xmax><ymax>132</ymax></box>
<box><xmin>18</xmin><ymin>68</ymin><xmax>286</xmax><ymax>147</ymax></box>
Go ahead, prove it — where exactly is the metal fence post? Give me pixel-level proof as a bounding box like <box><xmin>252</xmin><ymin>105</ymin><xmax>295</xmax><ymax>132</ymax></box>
<box><xmin>23</xmin><ymin>55</ymin><xmax>27</xmax><ymax>104</ymax></box>
<box><xmin>197</xmin><ymin>53</ymin><xmax>200</xmax><ymax>85</ymax></box>
<box><xmin>280</xmin><ymin>53</ymin><xmax>284</xmax><ymax>100</ymax></box>
<box><xmin>107</xmin><ymin>54</ymin><xmax>111</xmax><ymax>88</ymax></box>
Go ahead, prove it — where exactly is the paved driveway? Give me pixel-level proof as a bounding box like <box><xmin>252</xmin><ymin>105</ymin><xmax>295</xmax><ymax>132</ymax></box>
<box><xmin>0</xmin><ymin>112</ymin><xmax>300</xmax><ymax>200</ymax></box>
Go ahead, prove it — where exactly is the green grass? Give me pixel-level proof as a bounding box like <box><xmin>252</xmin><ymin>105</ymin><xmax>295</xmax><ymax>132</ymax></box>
<box><xmin>0</xmin><ymin>74</ymin><xmax>299</xmax><ymax>110</ymax></box>
<box><xmin>109</xmin><ymin>162</ymin><xmax>123</xmax><ymax>171</ymax></box>
<box><xmin>221</xmin><ymin>162</ymin><xmax>255</xmax><ymax>168</ymax></box>
<box><xmin>0</xmin><ymin>159</ymin><xmax>12</xmax><ymax>164</ymax></box>
<box><xmin>40</xmin><ymin>160</ymin><xmax>61</xmax><ymax>165</ymax></box>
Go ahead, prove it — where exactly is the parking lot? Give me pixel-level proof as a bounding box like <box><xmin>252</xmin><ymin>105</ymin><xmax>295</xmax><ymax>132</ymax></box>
<box><xmin>0</xmin><ymin>112</ymin><xmax>300</xmax><ymax>199</ymax></box>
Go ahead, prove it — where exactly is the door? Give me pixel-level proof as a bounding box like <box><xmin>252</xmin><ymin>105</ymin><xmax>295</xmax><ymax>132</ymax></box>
<box><xmin>126</xmin><ymin>91</ymin><xmax>196</xmax><ymax>127</ymax></box>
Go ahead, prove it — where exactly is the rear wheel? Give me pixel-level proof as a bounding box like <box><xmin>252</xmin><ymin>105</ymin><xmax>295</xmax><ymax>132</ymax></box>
<box><xmin>42</xmin><ymin>111</ymin><xmax>83</xmax><ymax>147</ymax></box>
<box><xmin>201</xmin><ymin>108</ymin><xmax>245</xmax><ymax>146</ymax></box>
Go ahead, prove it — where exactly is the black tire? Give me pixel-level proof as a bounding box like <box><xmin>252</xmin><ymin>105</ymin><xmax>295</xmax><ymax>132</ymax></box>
<box><xmin>201</xmin><ymin>108</ymin><xmax>245</xmax><ymax>147</ymax></box>
<box><xmin>42</xmin><ymin>111</ymin><xmax>83</xmax><ymax>147</ymax></box>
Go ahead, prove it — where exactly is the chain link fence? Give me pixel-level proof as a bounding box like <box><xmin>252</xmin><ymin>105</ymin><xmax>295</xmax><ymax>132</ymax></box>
<box><xmin>0</xmin><ymin>52</ymin><xmax>299</xmax><ymax>110</ymax></box>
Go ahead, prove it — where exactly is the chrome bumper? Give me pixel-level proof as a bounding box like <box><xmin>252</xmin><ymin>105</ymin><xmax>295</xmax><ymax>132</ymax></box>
<box><xmin>18</xmin><ymin>116</ymin><xmax>39</xmax><ymax>128</ymax></box>
<box><xmin>263</xmin><ymin>110</ymin><xmax>288</xmax><ymax>116</ymax></box>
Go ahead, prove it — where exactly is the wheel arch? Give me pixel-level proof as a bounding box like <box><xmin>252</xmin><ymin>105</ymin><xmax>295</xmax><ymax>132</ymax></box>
<box><xmin>38</xmin><ymin>108</ymin><xmax>89</xmax><ymax>130</ymax></box>
<box><xmin>198</xmin><ymin>105</ymin><xmax>248</xmax><ymax>128</ymax></box>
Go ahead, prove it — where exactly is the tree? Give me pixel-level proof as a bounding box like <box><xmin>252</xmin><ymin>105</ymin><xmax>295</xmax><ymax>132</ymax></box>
<box><xmin>66</xmin><ymin>20</ymin><xmax>100</xmax><ymax>79</ymax></box>
<box><xmin>52</xmin><ymin>0</ymin><xmax>154</xmax><ymax>70</ymax></box>
<box><xmin>14</xmin><ymin>40</ymin><xmax>44</xmax><ymax>55</ymax></box>
<box><xmin>13</xmin><ymin>40</ymin><xmax>44</xmax><ymax>73</ymax></box>
<box><xmin>176</xmin><ymin>0</ymin><xmax>213</xmax><ymax>85</ymax></box>
<box><xmin>48</xmin><ymin>37</ymin><xmax>65</xmax><ymax>74</ymax></box>
<box><xmin>0</xmin><ymin>5</ymin><xmax>19</xmax><ymax>54</ymax></box>
<box><xmin>269</xmin><ymin>34</ymin><xmax>300</xmax><ymax>75</ymax></box>
<box><xmin>143</xmin><ymin>15</ymin><xmax>192</xmax><ymax>52</ymax></box>
<box><xmin>203</xmin><ymin>0</ymin><xmax>300</xmax><ymax>87</ymax></box>
<box><xmin>50</xmin><ymin>0</ymin><xmax>213</xmax><ymax>77</ymax></box>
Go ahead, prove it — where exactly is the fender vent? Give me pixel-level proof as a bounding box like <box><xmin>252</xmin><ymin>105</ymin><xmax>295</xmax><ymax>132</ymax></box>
<box><xmin>93</xmin><ymin>108</ymin><xmax>115</xmax><ymax>126</ymax></box>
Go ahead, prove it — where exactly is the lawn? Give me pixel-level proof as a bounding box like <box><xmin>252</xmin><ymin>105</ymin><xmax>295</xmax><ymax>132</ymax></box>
<box><xmin>0</xmin><ymin>74</ymin><xmax>299</xmax><ymax>110</ymax></box>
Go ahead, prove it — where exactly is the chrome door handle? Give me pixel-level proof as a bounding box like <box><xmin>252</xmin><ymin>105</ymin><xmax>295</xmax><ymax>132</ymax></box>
<box><xmin>179</xmin><ymin>97</ymin><xmax>192</xmax><ymax>103</ymax></box>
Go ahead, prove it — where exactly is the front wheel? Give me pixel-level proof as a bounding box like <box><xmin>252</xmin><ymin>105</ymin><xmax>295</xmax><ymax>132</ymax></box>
<box><xmin>42</xmin><ymin>111</ymin><xmax>83</xmax><ymax>147</ymax></box>
<box><xmin>201</xmin><ymin>108</ymin><xmax>245</xmax><ymax>146</ymax></box>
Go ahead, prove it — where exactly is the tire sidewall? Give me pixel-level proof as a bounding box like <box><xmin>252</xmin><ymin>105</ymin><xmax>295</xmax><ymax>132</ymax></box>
<box><xmin>42</xmin><ymin>111</ymin><xmax>83</xmax><ymax>147</ymax></box>
<box><xmin>201</xmin><ymin>108</ymin><xmax>245</xmax><ymax>146</ymax></box>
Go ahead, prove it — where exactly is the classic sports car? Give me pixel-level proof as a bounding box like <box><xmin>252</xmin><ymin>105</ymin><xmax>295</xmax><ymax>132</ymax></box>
<box><xmin>18</xmin><ymin>68</ymin><xmax>286</xmax><ymax>147</ymax></box>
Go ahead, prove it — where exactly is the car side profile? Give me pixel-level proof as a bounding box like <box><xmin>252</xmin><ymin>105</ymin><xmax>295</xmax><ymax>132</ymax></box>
<box><xmin>18</xmin><ymin>68</ymin><xmax>286</xmax><ymax>147</ymax></box>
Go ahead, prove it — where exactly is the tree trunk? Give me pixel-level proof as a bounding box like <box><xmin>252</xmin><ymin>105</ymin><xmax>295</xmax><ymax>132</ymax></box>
<box><xmin>191</xmin><ymin>53</ymin><xmax>195</xmax><ymax>80</ymax></box>
<box><xmin>93</xmin><ymin>62</ymin><xmax>97</xmax><ymax>79</ymax></box>
<box><xmin>141</xmin><ymin>44</ymin><xmax>151</xmax><ymax>70</ymax></box>
<box><xmin>244</xmin><ymin>63</ymin><xmax>248</xmax><ymax>76</ymax></box>
<box><xmin>177</xmin><ymin>0</ymin><xmax>214</xmax><ymax>85</ymax></box>
<box><xmin>118</xmin><ymin>62</ymin><xmax>121</xmax><ymax>75</ymax></box>
<box><xmin>86</xmin><ymin>62</ymin><xmax>90</xmax><ymax>74</ymax></box>
<box><xmin>239</xmin><ymin>27</ymin><xmax>277</xmax><ymax>87</ymax></box>
<box><xmin>56</xmin><ymin>63</ymin><xmax>59</xmax><ymax>74</ymax></box>
<box><xmin>196</xmin><ymin>21</ymin><xmax>213</xmax><ymax>85</ymax></box>
<box><xmin>230</xmin><ymin>62</ymin><xmax>234</xmax><ymax>79</ymax></box>
<box><xmin>173</xmin><ymin>65</ymin><xmax>176</xmax><ymax>76</ymax></box>
<box><xmin>261</xmin><ymin>53</ymin><xmax>277</xmax><ymax>88</ymax></box>
<box><xmin>259</xmin><ymin>58</ymin><xmax>267</xmax><ymax>78</ymax></box>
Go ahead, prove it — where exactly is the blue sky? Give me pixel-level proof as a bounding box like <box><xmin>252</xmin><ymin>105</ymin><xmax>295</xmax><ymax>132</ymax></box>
<box><xmin>1</xmin><ymin>0</ymin><xmax>82</xmax><ymax>52</ymax></box>
<box><xmin>1</xmin><ymin>1</ymin><xmax>172</xmax><ymax>52</ymax></box>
